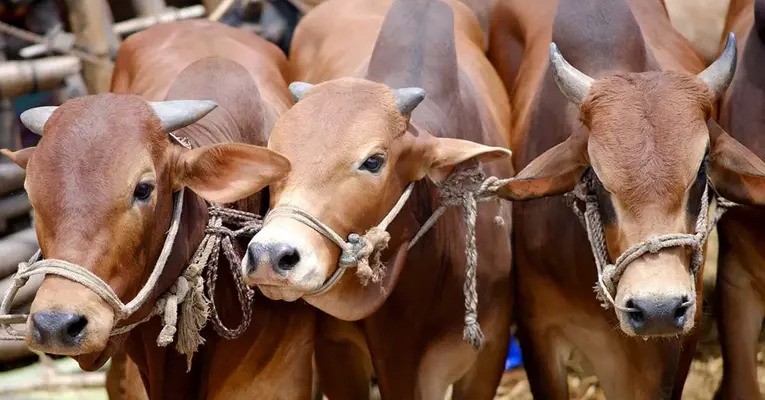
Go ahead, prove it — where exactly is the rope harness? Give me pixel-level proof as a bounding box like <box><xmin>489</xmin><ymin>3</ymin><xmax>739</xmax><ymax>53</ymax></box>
<box><xmin>565</xmin><ymin>169</ymin><xmax>735</xmax><ymax>310</ymax></box>
<box><xmin>264</xmin><ymin>166</ymin><xmax>509</xmax><ymax>349</ymax></box>
<box><xmin>0</xmin><ymin>136</ymin><xmax>258</xmax><ymax>370</ymax></box>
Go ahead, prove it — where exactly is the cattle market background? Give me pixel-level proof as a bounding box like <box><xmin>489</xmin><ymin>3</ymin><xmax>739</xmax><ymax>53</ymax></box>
<box><xmin>0</xmin><ymin>0</ymin><xmax>760</xmax><ymax>399</ymax></box>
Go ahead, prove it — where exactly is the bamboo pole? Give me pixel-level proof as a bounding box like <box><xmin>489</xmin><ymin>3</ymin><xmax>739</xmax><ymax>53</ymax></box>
<box><xmin>0</xmin><ymin>227</ymin><xmax>37</xmax><ymax>279</ymax></box>
<box><xmin>114</xmin><ymin>5</ymin><xmax>206</xmax><ymax>36</ymax></box>
<box><xmin>208</xmin><ymin>0</ymin><xmax>237</xmax><ymax>21</ymax></box>
<box><xmin>132</xmin><ymin>0</ymin><xmax>166</xmax><ymax>17</ymax></box>
<box><xmin>0</xmin><ymin>56</ymin><xmax>81</xmax><ymax>99</ymax></box>
<box><xmin>64</xmin><ymin>0</ymin><xmax>120</xmax><ymax>94</ymax></box>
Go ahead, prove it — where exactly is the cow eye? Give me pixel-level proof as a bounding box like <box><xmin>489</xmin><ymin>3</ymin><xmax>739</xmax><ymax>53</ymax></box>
<box><xmin>359</xmin><ymin>154</ymin><xmax>385</xmax><ymax>173</ymax></box>
<box><xmin>133</xmin><ymin>182</ymin><xmax>154</xmax><ymax>202</ymax></box>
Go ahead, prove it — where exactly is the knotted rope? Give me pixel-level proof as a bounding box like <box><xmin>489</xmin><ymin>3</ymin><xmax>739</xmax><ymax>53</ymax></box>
<box><xmin>265</xmin><ymin>166</ymin><xmax>509</xmax><ymax>350</ymax></box>
<box><xmin>200</xmin><ymin>206</ymin><xmax>260</xmax><ymax>340</ymax></box>
<box><xmin>565</xmin><ymin>170</ymin><xmax>735</xmax><ymax>309</ymax></box>
<box><xmin>0</xmin><ymin>190</ymin><xmax>187</xmax><ymax>342</ymax></box>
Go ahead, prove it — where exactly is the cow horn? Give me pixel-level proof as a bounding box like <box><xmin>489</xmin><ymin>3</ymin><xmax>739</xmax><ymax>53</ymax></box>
<box><xmin>697</xmin><ymin>32</ymin><xmax>737</xmax><ymax>100</ymax></box>
<box><xmin>20</xmin><ymin>106</ymin><xmax>58</xmax><ymax>135</ymax></box>
<box><xmin>148</xmin><ymin>100</ymin><xmax>218</xmax><ymax>132</ymax></box>
<box><xmin>549</xmin><ymin>43</ymin><xmax>593</xmax><ymax>105</ymax></box>
<box><xmin>289</xmin><ymin>82</ymin><xmax>314</xmax><ymax>102</ymax></box>
<box><xmin>393</xmin><ymin>87</ymin><xmax>426</xmax><ymax>115</ymax></box>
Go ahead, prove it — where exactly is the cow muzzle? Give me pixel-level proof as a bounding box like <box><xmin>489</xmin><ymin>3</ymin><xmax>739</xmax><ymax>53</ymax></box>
<box><xmin>242</xmin><ymin>218</ymin><xmax>329</xmax><ymax>301</ymax></box>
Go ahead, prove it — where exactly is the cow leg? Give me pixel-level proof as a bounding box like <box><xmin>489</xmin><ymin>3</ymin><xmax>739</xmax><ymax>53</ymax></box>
<box><xmin>715</xmin><ymin>250</ymin><xmax>764</xmax><ymax>400</ymax></box>
<box><xmin>514</xmin><ymin>320</ymin><xmax>569</xmax><ymax>399</ymax></box>
<box><xmin>314</xmin><ymin>314</ymin><xmax>373</xmax><ymax>400</ymax></box>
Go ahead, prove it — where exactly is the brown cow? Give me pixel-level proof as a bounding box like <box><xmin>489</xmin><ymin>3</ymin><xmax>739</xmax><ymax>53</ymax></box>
<box><xmin>489</xmin><ymin>0</ymin><xmax>765</xmax><ymax>398</ymax></box>
<box><xmin>242</xmin><ymin>0</ymin><xmax>514</xmax><ymax>398</ymax></box>
<box><xmin>715</xmin><ymin>0</ymin><xmax>765</xmax><ymax>398</ymax></box>
<box><xmin>1</xmin><ymin>20</ymin><xmax>315</xmax><ymax>399</ymax></box>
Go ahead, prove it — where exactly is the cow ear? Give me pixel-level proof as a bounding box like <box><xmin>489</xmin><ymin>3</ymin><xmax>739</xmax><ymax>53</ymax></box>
<box><xmin>174</xmin><ymin>143</ymin><xmax>291</xmax><ymax>204</ymax></box>
<box><xmin>494</xmin><ymin>131</ymin><xmax>588</xmax><ymax>200</ymax></box>
<box><xmin>426</xmin><ymin>138</ymin><xmax>511</xmax><ymax>182</ymax></box>
<box><xmin>0</xmin><ymin>147</ymin><xmax>35</xmax><ymax>169</ymax></box>
<box><xmin>708</xmin><ymin>120</ymin><xmax>765</xmax><ymax>205</ymax></box>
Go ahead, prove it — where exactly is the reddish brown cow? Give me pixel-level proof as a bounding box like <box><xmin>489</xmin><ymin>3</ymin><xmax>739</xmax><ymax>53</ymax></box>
<box><xmin>1</xmin><ymin>20</ymin><xmax>315</xmax><ymax>399</ymax></box>
<box><xmin>489</xmin><ymin>0</ymin><xmax>765</xmax><ymax>398</ymax></box>
<box><xmin>715</xmin><ymin>0</ymin><xmax>765</xmax><ymax>398</ymax></box>
<box><xmin>242</xmin><ymin>0</ymin><xmax>514</xmax><ymax>398</ymax></box>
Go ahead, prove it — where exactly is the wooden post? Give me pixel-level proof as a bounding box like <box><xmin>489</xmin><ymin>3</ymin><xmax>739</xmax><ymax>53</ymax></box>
<box><xmin>203</xmin><ymin>0</ymin><xmax>224</xmax><ymax>13</ymax></box>
<box><xmin>0</xmin><ymin>56</ymin><xmax>81</xmax><ymax>99</ymax></box>
<box><xmin>64</xmin><ymin>0</ymin><xmax>120</xmax><ymax>93</ymax></box>
<box><xmin>132</xmin><ymin>0</ymin><xmax>166</xmax><ymax>17</ymax></box>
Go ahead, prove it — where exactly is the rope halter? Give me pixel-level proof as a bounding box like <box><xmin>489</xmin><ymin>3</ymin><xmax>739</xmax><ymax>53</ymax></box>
<box><xmin>262</xmin><ymin>165</ymin><xmax>504</xmax><ymax>349</ymax></box>
<box><xmin>566</xmin><ymin>169</ymin><xmax>734</xmax><ymax>310</ymax></box>
<box><xmin>0</xmin><ymin>134</ymin><xmax>260</xmax><ymax>369</ymax></box>
<box><xmin>1</xmin><ymin>189</ymin><xmax>189</xmax><ymax>339</ymax></box>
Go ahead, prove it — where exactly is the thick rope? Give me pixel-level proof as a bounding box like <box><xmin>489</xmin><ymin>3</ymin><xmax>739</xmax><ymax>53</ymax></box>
<box><xmin>264</xmin><ymin>166</ymin><xmax>503</xmax><ymax>349</ymax></box>
<box><xmin>565</xmin><ymin>171</ymin><xmax>734</xmax><ymax>309</ymax></box>
<box><xmin>201</xmin><ymin>206</ymin><xmax>260</xmax><ymax>340</ymax></box>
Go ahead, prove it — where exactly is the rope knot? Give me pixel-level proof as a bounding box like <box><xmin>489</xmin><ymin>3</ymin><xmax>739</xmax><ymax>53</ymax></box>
<box><xmin>646</xmin><ymin>237</ymin><xmax>662</xmax><ymax>254</ymax></box>
<box><xmin>438</xmin><ymin>165</ymin><xmax>486</xmax><ymax>207</ymax></box>
<box><xmin>341</xmin><ymin>229</ymin><xmax>390</xmax><ymax>285</ymax></box>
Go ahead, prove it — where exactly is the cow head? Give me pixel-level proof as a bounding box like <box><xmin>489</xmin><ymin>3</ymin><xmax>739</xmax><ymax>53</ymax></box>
<box><xmin>0</xmin><ymin>94</ymin><xmax>289</xmax><ymax>369</ymax></box>
<box><xmin>241</xmin><ymin>78</ymin><xmax>509</xmax><ymax>319</ymax></box>
<box><xmin>498</xmin><ymin>34</ymin><xmax>765</xmax><ymax>337</ymax></box>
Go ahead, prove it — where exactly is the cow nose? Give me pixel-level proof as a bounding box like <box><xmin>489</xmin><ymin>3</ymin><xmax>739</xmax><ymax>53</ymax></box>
<box><xmin>625</xmin><ymin>296</ymin><xmax>691</xmax><ymax>335</ymax></box>
<box><xmin>31</xmin><ymin>311</ymin><xmax>88</xmax><ymax>346</ymax></box>
<box><xmin>271</xmin><ymin>243</ymin><xmax>300</xmax><ymax>272</ymax></box>
<box><xmin>246</xmin><ymin>242</ymin><xmax>268</xmax><ymax>274</ymax></box>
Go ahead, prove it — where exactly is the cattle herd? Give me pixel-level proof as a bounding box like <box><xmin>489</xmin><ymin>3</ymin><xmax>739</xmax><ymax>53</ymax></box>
<box><xmin>0</xmin><ymin>0</ymin><xmax>765</xmax><ymax>399</ymax></box>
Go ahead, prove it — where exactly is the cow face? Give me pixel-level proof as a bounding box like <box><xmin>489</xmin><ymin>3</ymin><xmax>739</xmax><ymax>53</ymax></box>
<box><xmin>242</xmin><ymin>78</ymin><xmax>509</xmax><ymax>313</ymax></box>
<box><xmin>1</xmin><ymin>94</ymin><xmax>289</xmax><ymax>368</ymax></box>
<box><xmin>499</xmin><ymin>34</ymin><xmax>765</xmax><ymax>338</ymax></box>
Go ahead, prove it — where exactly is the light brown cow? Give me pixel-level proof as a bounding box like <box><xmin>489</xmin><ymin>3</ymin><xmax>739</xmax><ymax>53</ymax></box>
<box><xmin>1</xmin><ymin>20</ymin><xmax>315</xmax><ymax>399</ymax></box>
<box><xmin>715</xmin><ymin>0</ymin><xmax>765</xmax><ymax>398</ymax></box>
<box><xmin>242</xmin><ymin>0</ymin><xmax>514</xmax><ymax>398</ymax></box>
<box><xmin>489</xmin><ymin>0</ymin><xmax>765</xmax><ymax>398</ymax></box>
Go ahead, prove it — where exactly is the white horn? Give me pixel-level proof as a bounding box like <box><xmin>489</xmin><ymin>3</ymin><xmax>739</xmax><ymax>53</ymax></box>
<box><xmin>20</xmin><ymin>106</ymin><xmax>58</xmax><ymax>135</ymax></box>
<box><xmin>549</xmin><ymin>43</ymin><xmax>594</xmax><ymax>105</ymax></box>
<box><xmin>289</xmin><ymin>82</ymin><xmax>314</xmax><ymax>102</ymax></box>
<box><xmin>698</xmin><ymin>32</ymin><xmax>737</xmax><ymax>100</ymax></box>
<box><xmin>393</xmin><ymin>87</ymin><xmax>426</xmax><ymax>115</ymax></box>
<box><xmin>148</xmin><ymin>100</ymin><xmax>218</xmax><ymax>132</ymax></box>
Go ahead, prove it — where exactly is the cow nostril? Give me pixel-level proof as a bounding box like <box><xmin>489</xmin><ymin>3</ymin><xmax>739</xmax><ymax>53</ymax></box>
<box><xmin>31</xmin><ymin>312</ymin><xmax>87</xmax><ymax>345</ymax></box>
<box><xmin>674</xmin><ymin>298</ymin><xmax>691</xmax><ymax>326</ymax></box>
<box><xmin>276</xmin><ymin>247</ymin><xmax>301</xmax><ymax>271</ymax></box>
<box><xmin>66</xmin><ymin>315</ymin><xmax>88</xmax><ymax>340</ymax></box>
<box><xmin>625</xmin><ymin>299</ymin><xmax>645</xmax><ymax>327</ymax></box>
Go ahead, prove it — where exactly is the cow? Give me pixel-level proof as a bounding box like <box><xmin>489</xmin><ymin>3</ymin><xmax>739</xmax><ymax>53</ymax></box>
<box><xmin>241</xmin><ymin>0</ymin><xmax>515</xmax><ymax>398</ymax></box>
<box><xmin>714</xmin><ymin>0</ymin><xmax>765</xmax><ymax>398</ymax></box>
<box><xmin>0</xmin><ymin>20</ymin><xmax>316</xmax><ymax>399</ymax></box>
<box><xmin>487</xmin><ymin>0</ymin><xmax>765</xmax><ymax>398</ymax></box>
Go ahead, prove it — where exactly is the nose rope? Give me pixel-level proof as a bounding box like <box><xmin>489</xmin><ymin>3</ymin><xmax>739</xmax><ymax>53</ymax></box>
<box><xmin>566</xmin><ymin>171</ymin><xmax>735</xmax><ymax>310</ymax></box>
<box><xmin>0</xmin><ymin>134</ymin><xmax>265</xmax><ymax>368</ymax></box>
<box><xmin>263</xmin><ymin>166</ymin><xmax>508</xmax><ymax>350</ymax></box>
<box><xmin>0</xmin><ymin>189</ymin><xmax>187</xmax><ymax>339</ymax></box>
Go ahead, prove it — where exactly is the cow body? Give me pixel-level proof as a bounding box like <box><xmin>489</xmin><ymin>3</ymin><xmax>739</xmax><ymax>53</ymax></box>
<box><xmin>488</xmin><ymin>0</ymin><xmax>719</xmax><ymax>398</ymax></box>
<box><xmin>716</xmin><ymin>0</ymin><xmax>765</xmax><ymax>398</ymax></box>
<box><xmin>249</xmin><ymin>0</ymin><xmax>514</xmax><ymax>398</ymax></box>
<box><xmin>14</xmin><ymin>21</ymin><xmax>314</xmax><ymax>399</ymax></box>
